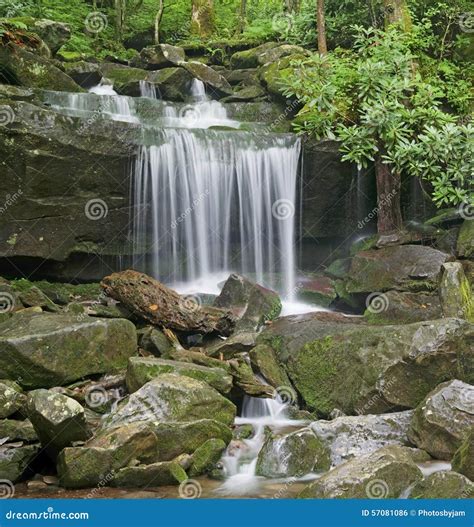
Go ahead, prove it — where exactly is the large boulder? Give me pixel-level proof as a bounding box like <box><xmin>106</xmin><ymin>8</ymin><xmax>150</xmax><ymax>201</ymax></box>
<box><xmin>230</xmin><ymin>43</ymin><xmax>280</xmax><ymax>69</ymax></box>
<box><xmin>0</xmin><ymin>43</ymin><xmax>82</xmax><ymax>91</ymax></box>
<box><xmin>0</xmin><ymin>314</ymin><xmax>137</xmax><ymax>389</ymax></box>
<box><xmin>0</xmin><ymin>380</ymin><xmax>26</xmax><ymax>418</ymax></box>
<box><xmin>189</xmin><ymin>438</ymin><xmax>227</xmax><ymax>477</ymax></box>
<box><xmin>457</xmin><ymin>220</ymin><xmax>473</xmax><ymax>258</ymax></box>
<box><xmin>146</xmin><ymin>67</ymin><xmax>195</xmax><ymax>101</ymax></box>
<box><xmin>0</xmin><ymin>444</ymin><xmax>40</xmax><ymax>483</ymax></box>
<box><xmin>104</xmin><ymin>374</ymin><xmax>236</xmax><ymax>430</ymax></box>
<box><xmin>257</xmin><ymin>313</ymin><xmax>473</xmax><ymax>415</ymax></box>
<box><xmin>310</xmin><ymin>411</ymin><xmax>414</xmax><ymax>466</ymax></box>
<box><xmin>344</xmin><ymin>245</ymin><xmax>453</xmax><ymax>293</ymax></box>
<box><xmin>126</xmin><ymin>357</ymin><xmax>232</xmax><ymax>394</ymax></box>
<box><xmin>27</xmin><ymin>390</ymin><xmax>91</xmax><ymax>457</ymax></box>
<box><xmin>452</xmin><ymin>431</ymin><xmax>474</xmax><ymax>481</ymax></box>
<box><xmin>0</xmin><ymin>419</ymin><xmax>37</xmax><ymax>442</ymax></box>
<box><xmin>408</xmin><ymin>380</ymin><xmax>474</xmax><ymax>460</ymax></box>
<box><xmin>439</xmin><ymin>262</ymin><xmax>473</xmax><ymax>321</ymax></box>
<box><xmin>130</xmin><ymin>44</ymin><xmax>185</xmax><ymax>70</ymax></box>
<box><xmin>299</xmin><ymin>446</ymin><xmax>426</xmax><ymax>498</ymax></box>
<box><xmin>249</xmin><ymin>344</ymin><xmax>291</xmax><ymax>389</ymax></box>
<box><xmin>214</xmin><ymin>274</ymin><xmax>281</xmax><ymax>331</ymax></box>
<box><xmin>31</xmin><ymin>19</ymin><xmax>71</xmax><ymax>54</ymax></box>
<box><xmin>62</xmin><ymin>61</ymin><xmax>103</xmax><ymax>88</ymax></box>
<box><xmin>111</xmin><ymin>461</ymin><xmax>187</xmax><ymax>487</ymax></box>
<box><xmin>256</xmin><ymin>428</ymin><xmax>330</xmax><ymax>478</ymax></box>
<box><xmin>99</xmin><ymin>62</ymin><xmax>148</xmax><ymax>93</ymax></box>
<box><xmin>181</xmin><ymin>62</ymin><xmax>233</xmax><ymax>97</ymax></box>
<box><xmin>409</xmin><ymin>471</ymin><xmax>474</xmax><ymax>499</ymax></box>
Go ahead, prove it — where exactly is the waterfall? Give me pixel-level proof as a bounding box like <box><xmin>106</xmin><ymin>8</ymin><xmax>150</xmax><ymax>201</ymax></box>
<box><xmin>139</xmin><ymin>80</ymin><xmax>158</xmax><ymax>99</ymax></box>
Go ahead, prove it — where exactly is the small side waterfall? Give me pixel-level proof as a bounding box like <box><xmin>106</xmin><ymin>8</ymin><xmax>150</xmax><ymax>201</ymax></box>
<box><xmin>139</xmin><ymin>80</ymin><xmax>158</xmax><ymax>99</ymax></box>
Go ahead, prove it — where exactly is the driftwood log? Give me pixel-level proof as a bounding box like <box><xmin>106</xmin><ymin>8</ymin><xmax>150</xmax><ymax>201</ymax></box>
<box><xmin>101</xmin><ymin>270</ymin><xmax>235</xmax><ymax>336</ymax></box>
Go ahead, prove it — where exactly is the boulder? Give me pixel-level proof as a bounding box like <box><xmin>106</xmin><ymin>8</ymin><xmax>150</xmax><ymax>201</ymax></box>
<box><xmin>146</xmin><ymin>67</ymin><xmax>195</xmax><ymax>101</ymax></box>
<box><xmin>0</xmin><ymin>43</ymin><xmax>82</xmax><ymax>92</ymax></box>
<box><xmin>256</xmin><ymin>428</ymin><xmax>330</xmax><ymax>478</ymax></box>
<box><xmin>126</xmin><ymin>357</ymin><xmax>233</xmax><ymax>394</ymax></box>
<box><xmin>230</xmin><ymin>43</ymin><xmax>280</xmax><ymax>69</ymax></box>
<box><xmin>62</xmin><ymin>61</ymin><xmax>102</xmax><ymax>88</ymax></box>
<box><xmin>310</xmin><ymin>411</ymin><xmax>414</xmax><ymax>466</ymax></box>
<box><xmin>0</xmin><ymin>314</ymin><xmax>137</xmax><ymax>389</ymax></box>
<box><xmin>138</xmin><ymin>326</ymin><xmax>172</xmax><ymax>357</ymax></box>
<box><xmin>457</xmin><ymin>220</ymin><xmax>473</xmax><ymax>258</ymax></box>
<box><xmin>214</xmin><ymin>274</ymin><xmax>281</xmax><ymax>331</ymax></box>
<box><xmin>0</xmin><ymin>419</ymin><xmax>37</xmax><ymax>442</ymax></box>
<box><xmin>0</xmin><ymin>444</ymin><xmax>40</xmax><ymax>482</ymax></box>
<box><xmin>296</xmin><ymin>275</ymin><xmax>337</xmax><ymax>308</ymax></box>
<box><xmin>220</xmin><ymin>85</ymin><xmax>266</xmax><ymax>102</ymax></box>
<box><xmin>206</xmin><ymin>332</ymin><xmax>257</xmax><ymax>359</ymax></box>
<box><xmin>31</xmin><ymin>19</ymin><xmax>71</xmax><ymax>54</ymax></box>
<box><xmin>27</xmin><ymin>390</ymin><xmax>91</xmax><ymax>456</ymax></box>
<box><xmin>0</xmin><ymin>380</ymin><xmax>26</xmax><ymax>418</ymax></box>
<box><xmin>257</xmin><ymin>313</ymin><xmax>473</xmax><ymax>415</ymax></box>
<box><xmin>189</xmin><ymin>438</ymin><xmax>227</xmax><ymax>477</ymax></box>
<box><xmin>18</xmin><ymin>286</ymin><xmax>59</xmax><ymax>312</ymax></box>
<box><xmin>452</xmin><ymin>431</ymin><xmax>474</xmax><ymax>481</ymax></box>
<box><xmin>103</xmin><ymin>374</ymin><xmax>236</xmax><ymax>430</ymax></box>
<box><xmin>364</xmin><ymin>290</ymin><xmax>442</xmax><ymax>324</ymax></box>
<box><xmin>228</xmin><ymin>356</ymin><xmax>274</xmax><ymax>398</ymax></box>
<box><xmin>99</xmin><ymin>63</ymin><xmax>148</xmax><ymax>93</ymax></box>
<box><xmin>439</xmin><ymin>262</ymin><xmax>473</xmax><ymax>321</ymax></box>
<box><xmin>249</xmin><ymin>344</ymin><xmax>291</xmax><ymax>389</ymax></box>
<box><xmin>299</xmin><ymin>446</ymin><xmax>426</xmax><ymax>498</ymax></box>
<box><xmin>409</xmin><ymin>471</ymin><xmax>474</xmax><ymax>499</ymax></box>
<box><xmin>257</xmin><ymin>44</ymin><xmax>310</xmax><ymax>65</ymax></box>
<box><xmin>130</xmin><ymin>44</ymin><xmax>186</xmax><ymax>70</ymax></box>
<box><xmin>408</xmin><ymin>380</ymin><xmax>474</xmax><ymax>460</ymax></box>
<box><xmin>111</xmin><ymin>461</ymin><xmax>187</xmax><ymax>487</ymax></box>
<box><xmin>259</xmin><ymin>54</ymin><xmax>305</xmax><ymax>99</ymax></box>
<box><xmin>181</xmin><ymin>62</ymin><xmax>233</xmax><ymax>97</ymax></box>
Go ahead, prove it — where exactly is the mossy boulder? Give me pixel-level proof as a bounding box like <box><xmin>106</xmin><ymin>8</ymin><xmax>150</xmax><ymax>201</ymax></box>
<box><xmin>408</xmin><ymin>380</ymin><xmax>474</xmax><ymax>460</ymax></box>
<box><xmin>0</xmin><ymin>418</ymin><xmax>37</xmax><ymax>442</ymax></box>
<box><xmin>259</xmin><ymin>54</ymin><xmax>305</xmax><ymax>99</ymax></box>
<box><xmin>62</xmin><ymin>61</ymin><xmax>102</xmax><ymax>88</ymax></box>
<box><xmin>130</xmin><ymin>44</ymin><xmax>186</xmax><ymax>70</ymax></box>
<box><xmin>189</xmin><ymin>438</ymin><xmax>227</xmax><ymax>477</ymax></box>
<box><xmin>104</xmin><ymin>374</ymin><xmax>236</xmax><ymax>429</ymax></box>
<box><xmin>30</xmin><ymin>19</ymin><xmax>71</xmax><ymax>54</ymax></box>
<box><xmin>99</xmin><ymin>63</ymin><xmax>148</xmax><ymax>93</ymax></box>
<box><xmin>18</xmin><ymin>286</ymin><xmax>59</xmax><ymax>312</ymax></box>
<box><xmin>296</xmin><ymin>275</ymin><xmax>337</xmax><ymax>308</ymax></box>
<box><xmin>249</xmin><ymin>344</ymin><xmax>291</xmax><ymax>389</ymax></box>
<box><xmin>214</xmin><ymin>274</ymin><xmax>281</xmax><ymax>331</ymax></box>
<box><xmin>111</xmin><ymin>461</ymin><xmax>187</xmax><ymax>487</ymax></box>
<box><xmin>257</xmin><ymin>313</ymin><xmax>473</xmax><ymax>415</ymax></box>
<box><xmin>0</xmin><ymin>380</ymin><xmax>26</xmax><ymax>418</ymax></box>
<box><xmin>181</xmin><ymin>61</ymin><xmax>233</xmax><ymax>97</ymax></box>
<box><xmin>299</xmin><ymin>446</ymin><xmax>426</xmax><ymax>498</ymax></box>
<box><xmin>0</xmin><ymin>43</ymin><xmax>82</xmax><ymax>91</ymax></box>
<box><xmin>344</xmin><ymin>245</ymin><xmax>453</xmax><ymax>293</ymax></box>
<box><xmin>409</xmin><ymin>471</ymin><xmax>474</xmax><ymax>499</ymax></box>
<box><xmin>206</xmin><ymin>332</ymin><xmax>257</xmax><ymax>360</ymax></box>
<box><xmin>256</xmin><ymin>428</ymin><xmax>330</xmax><ymax>478</ymax></box>
<box><xmin>146</xmin><ymin>67</ymin><xmax>195</xmax><ymax>101</ymax></box>
<box><xmin>452</xmin><ymin>431</ymin><xmax>474</xmax><ymax>481</ymax></box>
<box><xmin>457</xmin><ymin>220</ymin><xmax>473</xmax><ymax>258</ymax></box>
<box><xmin>27</xmin><ymin>390</ymin><xmax>91</xmax><ymax>457</ymax></box>
<box><xmin>257</xmin><ymin>44</ymin><xmax>310</xmax><ymax>65</ymax></box>
<box><xmin>126</xmin><ymin>357</ymin><xmax>233</xmax><ymax>394</ymax></box>
<box><xmin>0</xmin><ymin>314</ymin><xmax>137</xmax><ymax>389</ymax></box>
<box><xmin>439</xmin><ymin>262</ymin><xmax>473</xmax><ymax>321</ymax></box>
<box><xmin>310</xmin><ymin>411</ymin><xmax>414</xmax><ymax>466</ymax></box>
<box><xmin>138</xmin><ymin>326</ymin><xmax>172</xmax><ymax>357</ymax></box>
<box><xmin>230</xmin><ymin>43</ymin><xmax>280</xmax><ymax>69</ymax></box>
<box><xmin>0</xmin><ymin>443</ymin><xmax>40</xmax><ymax>482</ymax></box>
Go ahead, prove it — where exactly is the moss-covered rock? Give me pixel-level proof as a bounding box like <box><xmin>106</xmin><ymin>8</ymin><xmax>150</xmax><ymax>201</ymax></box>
<box><xmin>452</xmin><ymin>431</ymin><xmax>474</xmax><ymax>481</ymax></box>
<box><xmin>299</xmin><ymin>446</ymin><xmax>426</xmax><ymax>498</ymax></box>
<box><xmin>111</xmin><ymin>461</ymin><xmax>187</xmax><ymax>487</ymax></box>
<box><xmin>104</xmin><ymin>374</ymin><xmax>236</xmax><ymax>429</ymax></box>
<box><xmin>0</xmin><ymin>443</ymin><xmax>40</xmax><ymax>482</ymax></box>
<box><xmin>259</xmin><ymin>54</ymin><xmax>306</xmax><ymax>99</ymax></box>
<box><xmin>206</xmin><ymin>332</ymin><xmax>257</xmax><ymax>360</ymax></box>
<box><xmin>0</xmin><ymin>380</ymin><xmax>26</xmax><ymax>418</ymax></box>
<box><xmin>18</xmin><ymin>286</ymin><xmax>59</xmax><ymax>312</ymax></box>
<box><xmin>256</xmin><ymin>428</ymin><xmax>330</xmax><ymax>478</ymax></box>
<box><xmin>0</xmin><ymin>314</ymin><xmax>137</xmax><ymax>389</ymax></box>
<box><xmin>146</xmin><ymin>67</ymin><xmax>195</xmax><ymax>101</ymax></box>
<box><xmin>296</xmin><ymin>275</ymin><xmax>337</xmax><ymax>308</ymax></box>
<box><xmin>457</xmin><ymin>220</ymin><xmax>473</xmax><ymax>258</ymax></box>
<box><xmin>126</xmin><ymin>357</ymin><xmax>233</xmax><ymax>394</ymax></box>
<box><xmin>138</xmin><ymin>326</ymin><xmax>172</xmax><ymax>357</ymax></box>
<box><xmin>189</xmin><ymin>438</ymin><xmax>227</xmax><ymax>477</ymax></box>
<box><xmin>230</xmin><ymin>43</ymin><xmax>280</xmax><ymax>69</ymax></box>
<box><xmin>249</xmin><ymin>344</ymin><xmax>291</xmax><ymax>389</ymax></box>
<box><xmin>408</xmin><ymin>380</ymin><xmax>474</xmax><ymax>460</ymax></box>
<box><xmin>0</xmin><ymin>418</ymin><xmax>37</xmax><ymax>442</ymax></box>
<box><xmin>409</xmin><ymin>471</ymin><xmax>474</xmax><ymax>499</ymax></box>
<box><xmin>439</xmin><ymin>262</ymin><xmax>473</xmax><ymax>321</ymax></box>
<box><xmin>130</xmin><ymin>44</ymin><xmax>186</xmax><ymax>70</ymax></box>
<box><xmin>181</xmin><ymin>61</ymin><xmax>233</xmax><ymax>97</ymax></box>
<box><xmin>62</xmin><ymin>61</ymin><xmax>102</xmax><ymax>88</ymax></box>
<box><xmin>99</xmin><ymin>63</ymin><xmax>148</xmax><ymax>93</ymax></box>
<box><xmin>30</xmin><ymin>19</ymin><xmax>71</xmax><ymax>55</ymax></box>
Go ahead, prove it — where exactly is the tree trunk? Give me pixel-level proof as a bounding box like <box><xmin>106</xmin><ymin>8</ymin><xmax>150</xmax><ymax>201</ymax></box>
<box><xmin>236</xmin><ymin>0</ymin><xmax>247</xmax><ymax>34</ymax></box>
<box><xmin>114</xmin><ymin>0</ymin><xmax>126</xmax><ymax>41</ymax></box>
<box><xmin>285</xmin><ymin>0</ymin><xmax>301</xmax><ymax>13</ymax></box>
<box><xmin>383</xmin><ymin>0</ymin><xmax>412</xmax><ymax>31</ymax></box>
<box><xmin>154</xmin><ymin>0</ymin><xmax>164</xmax><ymax>44</ymax></box>
<box><xmin>317</xmin><ymin>0</ymin><xmax>327</xmax><ymax>56</ymax></box>
<box><xmin>101</xmin><ymin>270</ymin><xmax>235</xmax><ymax>336</ymax></box>
<box><xmin>191</xmin><ymin>0</ymin><xmax>215</xmax><ymax>38</ymax></box>
<box><xmin>375</xmin><ymin>155</ymin><xmax>402</xmax><ymax>234</ymax></box>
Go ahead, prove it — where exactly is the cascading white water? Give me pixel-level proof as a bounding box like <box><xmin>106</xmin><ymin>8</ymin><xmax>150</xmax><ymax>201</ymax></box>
<box><xmin>139</xmin><ymin>80</ymin><xmax>158</xmax><ymax>99</ymax></box>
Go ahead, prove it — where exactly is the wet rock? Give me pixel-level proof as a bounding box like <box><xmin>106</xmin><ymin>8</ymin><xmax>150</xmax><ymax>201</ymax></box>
<box><xmin>130</xmin><ymin>44</ymin><xmax>186</xmax><ymax>70</ymax></box>
<box><xmin>409</xmin><ymin>471</ymin><xmax>474</xmax><ymax>499</ymax></box>
<box><xmin>19</xmin><ymin>286</ymin><xmax>59</xmax><ymax>312</ymax></box>
<box><xmin>0</xmin><ymin>419</ymin><xmax>37</xmax><ymax>442</ymax></box>
<box><xmin>364</xmin><ymin>290</ymin><xmax>442</xmax><ymax>324</ymax></box>
<box><xmin>228</xmin><ymin>356</ymin><xmax>274</xmax><ymax>398</ymax></box>
<box><xmin>457</xmin><ymin>220</ymin><xmax>473</xmax><ymax>258</ymax></box>
<box><xmin>233</xmin><ymin>424</ymin><xmax>254</xmax><ymax>440</ymax></box>
<box><xmin>126</xmin><ymin>357</ymin><xmax>232</xmax><ymax>394</ymax></box>
<box><xmin>111</xmin><ymin>461</ymin><xmax>187</xmax><ymax>487</ymax></box>
<box><xmin>439</xmin><ymin>262</ymin><xmax>473</xmax><ymax>321</ymax></box>
<box><xmin>0</xmin><ymin>314</ymin><xmax>137</xmax><ymax>389</ymax></box>
<box><xmin>206</xmin><ymin>332</ymin><xmax>257</xmax><ymax>359</ymax></box>
<box><xmin>258</xmin><ymin>314</ymin><xmax>473</xmax><ymax>415</ymax></box>
<box><xmin>104</xmin><ymin>374</ymin><xmax>236</xmax><ymax>429</ymax></box>
<box><xmin>310</xmin><ymin>411</ymin><xmax>414</xmax><ymax>466</ymax></box>
<box><xmin>299</xmin><ymin>446</ymin><xmax>426</xmax><ymax>498</ymax></box>
<box><xmin>249</xmin><ymin>344</ymin><xmax>291</xmax><ymax>389</ymax></box>
<box><xmin>296</xmin><ymin>275</ymin><xmax>337</xmax><ymax>308</ymax></box>
<box><xmin>256</xmin><ymin>428</ymin><xmax>330</xmax><ymax>478</ymax></box>
<box><xmin>0</xmin><ymin>380</ymin><xmax>26</xmax><ymax>418</ymax></box>
<box><xmin>138</xmin><ymin>326</ymin><xmax>172</xmax><ymax>357</ymax></box>
<box><xmin>189</xmin><ymin>438</ymin><xmax>227</xmax><ymax>477</ymax></box>
<box><xmin>62</xmin><ymin>61</ymin><xmax>102</xmax><ymax>88</ymax></box>
<box><xmin>408</xmin><ymin>380</ymin><xmax>474</xmax><ymax>460</ymax></box>
<box><xmin>99</xmin><ymin>63</ymin><xmax>148</xmax><ymax>93</ymax></box>
<box><xmin>146</xmin><ymin>67</ymin><xmax>195</xmax><ymax>101</ymax></box>
<box><xmin>181</xmin><ymin>61</ymin><xmax>233</xmax><ymax>97</ymax></box>
<box><xmin>452</xmin><ymin>431</ymin><xmax>474</xmax><ymax>481</ymax></box>
<box><xmin>31</xmin><ymin>19</ymin><xmax>71</xmax><ymax>54</ymax></box>
<box><xmin>0</xmin><ymin>43</ymin><xmax>82</xmax><ymax>91</ymax></box>
<box><xmin>170</xmin><ymin>349</ymin><xmax>231</xmax><ymax>372</ymax></box>
<box><xmin>214</xmin><ymin>274</ymin><xmax>281</xmax><ymax>331</ymax></box>
<box><xmin>345</xmin><ymin>245</ymin><xmax>453</xmax><ymax>293</ymax></box>
<box><xmin>0</xmin><ymin>444</ymin><xmax>40</xmax><ymax>482</ymax></box>
<box><xmin>27</xmin><ymin>390</ymin><xmax>91</xmax><ymax>456</ymax></box>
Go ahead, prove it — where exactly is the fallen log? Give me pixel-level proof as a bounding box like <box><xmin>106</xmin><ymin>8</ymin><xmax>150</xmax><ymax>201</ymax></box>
<box><xmin>101</xmin><ymin>270</ymin><xmax>235</xmax><ymax>336</ymax></box>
